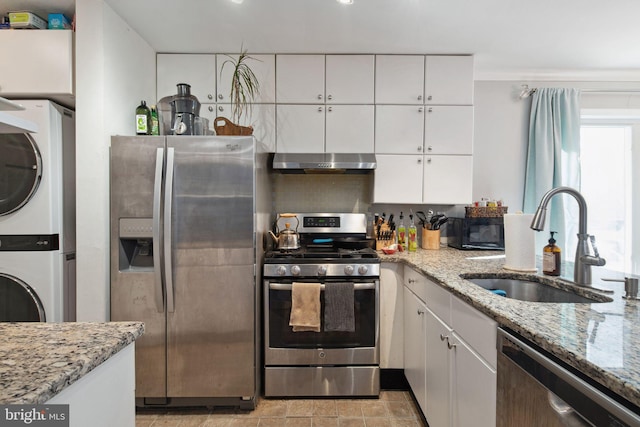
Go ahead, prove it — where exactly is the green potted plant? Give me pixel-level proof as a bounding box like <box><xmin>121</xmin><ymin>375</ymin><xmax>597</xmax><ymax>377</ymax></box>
<box><xmin>215</xmin><ymin>48</ymin><xmax>260</xmax><ymax>136</ymax></box>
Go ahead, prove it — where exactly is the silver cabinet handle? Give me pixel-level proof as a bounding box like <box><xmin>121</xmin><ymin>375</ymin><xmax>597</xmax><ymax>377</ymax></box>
<box><xmin>447</xmin><ymin>339</ymin><xmax>457</xmax><ymax>350</ymax></box>
<box><xmin>417</xmin><ymin>146</ymin><xmax>422</xmax><ymax>152</ymax></box>
<box><xmin>426</xmin><ymin>158</ymin><xmax>432</xmax><ymax>163</ymax></box>
<box><xmin>218</xmin><ymin>94</ymin><xmax>223</xmax><ymax>100</ymax></box>
<box><xmin>328</xmin><ymin>107</ymin><xmax>333</xmax><ymax>112</ymax></box>
<box><xmin>427</xmin><ymin>145</ymin><xmax>433</xmax><ymax>152</ymax></box>
<box><xmin>418</xmin><ymin>95</ymin><xmax>423</xmax><ymax>101</ymax></box>
<box><xmin>408</xmin><ymin>278</ymin><xmax>416</xmax><ymax>284</ymax></box>
<box><xmin>440</xmin><ymin>334</ymin><xmax>447</xmax><ymax>341</ymax></box>
<box><xmin>417</xmin><ymin>309</ymin><xmax>425</xmax><ymax>315</ymax></box>
<box><xmin>418</xmin><ymin>158</ymin><xmax>423</xmax><ymax>164</ymax></box>
<box><xmin>327</xmin><ymin>95</ymin><xmax>333</xmax><ymax>101</ymax></box>
<box><xmin>428</xmin><ymin>107</ymin><xmax>433</xmax><ymax>113</ymax></box>
<box><xmin>318</xmin><ymin>94</ymin><xmax>323</xmax><ymax>100</ymax></box>
<box><xmin>418</xmin><ymin>107</ymin><xmax>424</xmax><ymax>113</ymax></box>
<box><xmin>208</xmin><ymin>106</ymin><xmax>214</xmax><ymax>112</ymax></box>
<box><xmin>427</xmin><ymin>95</ymin><xmax>433</xmax><ymax>101</ymax></box>
<box><xmin>218</xmin><ymin>106</ymin><xmax>224</xmax><ymax>112</ymax></box>
<box><xmin>318</xmin><ymin>107</ymin><xmax>323</xmax><ymax>112</ymax></box>
<box><xmin>208</xmin><ymin>94</ymin><xmax>213</xmax><ymax>100</ymax></box>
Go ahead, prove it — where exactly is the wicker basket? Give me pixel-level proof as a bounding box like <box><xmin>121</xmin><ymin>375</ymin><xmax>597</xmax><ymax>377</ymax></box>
<box><xmin>213</xmin><ymin>116</ymin><xmax>254</xmax><ymax>136</ymax></box>
<box><xmin>465</xmin><ymin>206</ymin><xmax>508</xmax><ymax>218</ymax></box>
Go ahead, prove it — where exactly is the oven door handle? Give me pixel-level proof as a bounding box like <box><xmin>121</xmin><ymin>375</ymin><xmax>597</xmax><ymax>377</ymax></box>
<box><xmin>269</xmin><ymin>282</ymin><xmax>376</xmax><ymax>291</ymax></box>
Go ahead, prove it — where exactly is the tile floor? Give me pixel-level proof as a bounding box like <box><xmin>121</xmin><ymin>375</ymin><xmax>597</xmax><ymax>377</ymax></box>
<box><xmin>135</xmin><ymin>391</ymin><xmax>426</xmax><ymax>427</ymax></box>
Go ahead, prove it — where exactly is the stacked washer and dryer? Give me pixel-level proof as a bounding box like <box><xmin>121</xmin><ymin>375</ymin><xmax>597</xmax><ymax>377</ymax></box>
<box><xmin>0</xmin><ymin>100</ymin><xmax>76</xmax><ymax>322</ymax></box>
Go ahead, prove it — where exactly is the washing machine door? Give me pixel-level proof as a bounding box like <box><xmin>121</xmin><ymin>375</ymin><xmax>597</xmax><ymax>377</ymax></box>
<box><xmin>0</xmin><ymin>273</ymin><xmax>46</xmax><ymax>321</ymax></box>
<box><xmin>0</xmin><ymin>133</ymin><xmax>42</xmax><ymax>216</ymax></box>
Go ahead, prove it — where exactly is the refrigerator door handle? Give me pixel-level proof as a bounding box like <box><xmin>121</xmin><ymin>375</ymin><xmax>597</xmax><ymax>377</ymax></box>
<box><xmin>164</xmin><ymin>147</ymin><xmax>176</xmax><ymax>313</ymax></box>
<box><xmin>152</xmin><ymin>147</ymin><xmax>165</xmax><ymax>313</ymax></box>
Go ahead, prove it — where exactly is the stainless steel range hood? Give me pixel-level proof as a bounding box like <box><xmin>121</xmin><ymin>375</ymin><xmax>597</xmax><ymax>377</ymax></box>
<box><xmin>272</xmin><ymin>153</ymin><xmax>376</xmax><ymax>174</ymax></box>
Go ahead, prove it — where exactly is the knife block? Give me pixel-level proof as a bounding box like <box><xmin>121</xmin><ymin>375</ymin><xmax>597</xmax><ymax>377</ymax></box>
<box><xmin>375</xmin><ymin>224</ymin><xmax>396</xmax><ymax>250</ymax></box>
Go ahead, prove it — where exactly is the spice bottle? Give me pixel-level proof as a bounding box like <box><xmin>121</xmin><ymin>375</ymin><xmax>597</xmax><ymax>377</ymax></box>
<box><xmin>543</xmin><ymin>231</ymin><xmax>561</xmax><ymax>276</ymax></box>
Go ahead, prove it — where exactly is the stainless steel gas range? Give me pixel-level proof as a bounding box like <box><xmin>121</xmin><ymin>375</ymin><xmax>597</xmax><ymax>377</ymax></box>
<box><xmin>263</xmin><ymin>213</ymin><xmax>380</xmax><ymax>397</ymax></box>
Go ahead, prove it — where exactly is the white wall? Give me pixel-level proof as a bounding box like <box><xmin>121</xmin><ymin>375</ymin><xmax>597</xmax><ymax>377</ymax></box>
<box><xmin>75</xmin><ymin>0</ymin><xmax>156</xmax><ymax>321</ymax></box>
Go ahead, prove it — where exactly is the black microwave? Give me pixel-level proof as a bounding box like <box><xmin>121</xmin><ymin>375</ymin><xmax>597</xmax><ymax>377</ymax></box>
<box><xmin>448</xmin><ymin>217</ymin><xmax>505</xmax><ymax>250</ymax></box>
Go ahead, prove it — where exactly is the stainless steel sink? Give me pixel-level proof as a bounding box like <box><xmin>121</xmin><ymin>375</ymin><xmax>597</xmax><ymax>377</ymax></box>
<box><xmin>460</xmin><ymin>275</ymin><xmax>612</xmax><ymax>303</ymax></box>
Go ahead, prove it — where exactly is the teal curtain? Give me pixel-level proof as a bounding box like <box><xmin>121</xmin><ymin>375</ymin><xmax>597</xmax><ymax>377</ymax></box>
<box><xmin>523</xmin><ymin>88</ymin><xmax>582</xmax><ymax>253</ymax></box>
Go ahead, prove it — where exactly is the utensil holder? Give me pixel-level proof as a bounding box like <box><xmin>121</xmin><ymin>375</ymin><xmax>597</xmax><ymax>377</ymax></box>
<box><xmin>422</xmin><ymin>229</ymin><xmax>441</xmax><ymax>250</ymax></box>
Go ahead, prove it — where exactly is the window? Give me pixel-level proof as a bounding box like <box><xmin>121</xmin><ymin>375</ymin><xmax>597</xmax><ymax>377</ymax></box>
<box><xmin>580</xmin><ymin>110</ymin><xmax>640</xmax><ymax>275</ymax></box>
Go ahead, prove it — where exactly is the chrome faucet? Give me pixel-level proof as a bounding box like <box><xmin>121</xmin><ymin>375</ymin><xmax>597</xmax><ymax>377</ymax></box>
<box><xmin>530</xmin><ymin>186</ymin><xmax>606</xmax><ymax>286</ymax></box>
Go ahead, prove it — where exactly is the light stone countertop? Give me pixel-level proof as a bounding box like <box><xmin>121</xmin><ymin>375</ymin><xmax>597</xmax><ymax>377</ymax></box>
<box><xmin>0</xmin><ymin>321</ymin><xmax>144</xmax><ymax>404</ymax></box>
<box><xmin>381</xmin><ymin>247</ymin><xmax>640</xmax><ymax>409</ymax></box>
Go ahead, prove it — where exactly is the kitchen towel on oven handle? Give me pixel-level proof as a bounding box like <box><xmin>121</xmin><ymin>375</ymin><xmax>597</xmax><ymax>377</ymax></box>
<box><xmin>324</xmin><ymin>282</ymin><xmax>355</xmax><ymax>332</ymax></box>
<box><xmin>289</xmin><ymin>282</ymin><xmax>321</xmax><ymax>332</ymax></box>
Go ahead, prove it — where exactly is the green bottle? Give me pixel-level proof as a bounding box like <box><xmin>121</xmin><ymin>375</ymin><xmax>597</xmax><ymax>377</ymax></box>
<box><xmin>150</xmin><ymin>105</ymin><xmax>159</xmax><ymax>136</ymax></box>
<box><xmin>408</xmin><ymin>214</ymin><xmax>417</xmax><ymax>252</ymax></box>
<box><xmin>397</xmin><ymin>212</ymin><xmax>406</xmax><ymax>251</ymax></box>
<box><xmin>136</xmin><ymin>100</ymin><xmax>151</xmax><ymax>135</ymax></box>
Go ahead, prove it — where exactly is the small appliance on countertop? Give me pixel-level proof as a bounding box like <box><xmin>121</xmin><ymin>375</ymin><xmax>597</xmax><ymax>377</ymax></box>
<box><xmin>448</xmin><ymin>216</ymin><xmax>505</xmax><ymax>250</ymax></box>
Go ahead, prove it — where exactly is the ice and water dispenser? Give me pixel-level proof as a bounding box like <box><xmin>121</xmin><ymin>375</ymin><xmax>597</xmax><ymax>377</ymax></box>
<box><xmin>119</xmin><ymin>218</ymin><xmax>154</xmax><ymax>270</ymax></box>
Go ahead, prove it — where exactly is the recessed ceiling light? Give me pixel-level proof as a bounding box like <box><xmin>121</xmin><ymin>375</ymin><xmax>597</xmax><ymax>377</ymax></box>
<box><xmin>231</xmin><ymin>0</ymin><xmax>244</xmax><ymax>3</ymax></box>
<box><xmin>337</xmin><ymin>0</ymin><xmax>354</xmax><ymax>4</ymax></box>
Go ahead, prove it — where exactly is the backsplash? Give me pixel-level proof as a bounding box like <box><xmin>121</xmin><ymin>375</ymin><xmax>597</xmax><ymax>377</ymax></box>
<box><xmin>272</xmin><ymin>174</ymin><xmax>373</xmax><ymax>213</ymax></box>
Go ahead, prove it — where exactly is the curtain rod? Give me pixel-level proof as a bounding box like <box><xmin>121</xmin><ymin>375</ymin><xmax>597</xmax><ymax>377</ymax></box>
<box><xmin>519</xmin><ymin>84</ymin><xmax>640</xmax><ymax>99</ymax></box>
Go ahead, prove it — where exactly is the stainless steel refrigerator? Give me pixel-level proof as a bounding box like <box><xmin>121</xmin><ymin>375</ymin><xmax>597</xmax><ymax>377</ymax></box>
<box><xmin>110</xmin><ymin>135</ymin><xmax>270</xmax><ymax>409</ymax></box>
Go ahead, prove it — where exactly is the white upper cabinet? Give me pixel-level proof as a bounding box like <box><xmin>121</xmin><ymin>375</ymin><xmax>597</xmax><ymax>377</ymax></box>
<box><xmin>423</xmin><ymin>155</ymin><xmax>473</xmax><ymax>205</ymax></box>
<box><xmin>425</xmin><ymin>56</ymin><xmax>474</xmax><ymax>105</ymax></box>
<box><xmin>375</xmin><ymin>105</ymin><xmax>425</xmax><ymax>154</ymax></box>
<box><xmin>375</xmin><ymin>55</ymin><xmax>425</xmax><ymax>105</ymax></box>
<box><xmin>424</xmin><ymin>106</ymin><xmax>474</xmax><ymax>155</ymax></box>
<box><xmin>374</xmin><ymin>155</ymin><xmax>423</xmax><ymax>204</ymax></box>
<box><xmin>325</xmin><ymin>105</ymin><xmax>374</xmax><ymax>153</ymax></box>
<box><xmin>276</xmin><ymin>55</ymin><xmax>325</xmax><ymax>103</ymax></box>
<box><xmin>216</xmin><ymin>54</ymin><xmax>276</xmax><ymax>104</ymax></box>
<box><xmin>276</xmin><ymin>104</ymin><xmax>325</xmax><ymax>152</ymax></box>
<box><xmin>157</xmin><ymin>54</ymin><xmax>216</xmax><ymax>102</ymax></box>
<box><xmin>0</xmin><ymin>30</ymin><xmax>74</xmax><ymax>106</ymax></box>
<box><xmin>325</xmin><ymin>55</ymin><xmax>375</xmax><ymax>104</ymax></box>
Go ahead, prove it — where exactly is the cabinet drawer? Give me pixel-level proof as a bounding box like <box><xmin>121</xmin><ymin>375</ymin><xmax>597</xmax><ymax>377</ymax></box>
<box><xmin>403</xmin><ymin>266</ymin><xmax>450</xmax><ymax>324</ymax></box>
<box><xmin>451</xmin><ymin>296</ymin><xmax>497</xmax><ymax>368</ymax></box>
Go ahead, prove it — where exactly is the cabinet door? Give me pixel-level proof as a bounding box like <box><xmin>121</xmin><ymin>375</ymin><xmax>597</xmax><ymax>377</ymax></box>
<box><xmin>216</xmin><ymin>54</ymin><xmax>276</xmax><ymax>104</ymax></box>
<box><xmin>276</xmin><ymin>55</ymin><xmax>325</xmax><ymax>103</ymax></box>
<box><xmin>423</xmin><ymin>155</ymin><xmax>472</xmax><ymax>205</ymax></box>
<box><xmin>326</xmin><ymin>55</ymin><xmax>375</xmax><ymax>104</ymax></box>
<box><xmin>425</xmin><ymin>56</ymin><xmax>474</xmax><ymax>105</ymax></box>
<box><xmin>374</xmin><ymin>155</ymin><xmax>423</xmax><ymax>204</ymax></box>
<box><xmin>424</xmin><ymin>106</ymin><xmax>474</xmax><ymax>155</ymax></box>
<box><xmin>375</xmin><ymin>55</ymin><xmax>425</xmax><ymax>104</ymax></box>
<box><xmin>157</xmin><ymin>54</ymin><xmax>216</xmax><ymax>103</ymax></box>
<box><xmin>425</xmin><ymin>309</ymin><xmax>452</xmax><ymax>427</ymax></box>
<box><xmin>0</xmin><ymin>30</ymin><xmax>73</xmax><ymax>97</ymax></box>
<box><xmin>452</xmin><ymin>334</ymin><xmax>496</xmax><ymax>427</ymax></box>
<box><xmin>325</xmin><ymin>105</ymin><xmax>374</xmax><ymax>153</ymax></box>
<box><xmin>375</xmin><ymin>105</ymin><xmax>425</xmax><ymax>154</ymax></box>
<box><xmin>403</xmin><ymin>288</ymin><xmax>427</xmax><ymax>415</ymax></box>
<box><xmin>276</xmin><ymin>105</ymin><xmax>325</xmax><ymax>153</ymax></box>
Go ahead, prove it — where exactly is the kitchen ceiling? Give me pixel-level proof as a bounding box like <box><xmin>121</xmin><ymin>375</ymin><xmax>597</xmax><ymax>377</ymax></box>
<box><xmin>8</xmin><ymin>0</ymin><xmax>640</xmax><ymax>80</ymax></box>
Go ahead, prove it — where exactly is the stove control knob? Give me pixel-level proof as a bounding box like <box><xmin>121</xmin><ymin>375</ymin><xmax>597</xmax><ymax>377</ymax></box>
<box><xmin>344</xmin><ymin>265</ymin><xmax>354</xmax><ymax>275</ymax></box>
<box><xmin>317</xmin><ymin>265</ymin><xmax>327</xmax><ymax>276</ymax></box>
<box><xmin>358</xmin><ymin>265</ymin><xmax>369</xmax><ymax>275</ymax></box>
<box><xmin>291</xmin><ymin>265</ymin><xmax>301</xmax><ymax>276</ymax></box>
<box><xmin>276</xmin><ymin>265</ymin><xmax>287</xmax><ymax>276</ymax></box>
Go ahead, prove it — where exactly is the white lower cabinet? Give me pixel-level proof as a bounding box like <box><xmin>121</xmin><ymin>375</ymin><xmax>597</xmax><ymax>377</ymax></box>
<box><xmin>403</xmin><ymin>266</ymin><xmax>496</xmax><ymax>427</ymax></box>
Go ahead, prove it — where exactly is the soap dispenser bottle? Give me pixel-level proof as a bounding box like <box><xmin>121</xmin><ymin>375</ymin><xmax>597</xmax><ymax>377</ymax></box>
<box><xmin>543</xmin><ymin>231</ymin><xmax>561</xmax><ymax>276</ymax></box>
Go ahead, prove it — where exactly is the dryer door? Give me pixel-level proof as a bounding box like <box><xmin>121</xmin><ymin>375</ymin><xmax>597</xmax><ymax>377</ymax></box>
<box><xmin>0</xmin><ymin>133</ymin><xmax>42</xmax><ymax>216</ymax></box>
<box><xmin>0</xmin><ymin>273</ymin><xmax>45</xmax><ymax>321</ymax></box>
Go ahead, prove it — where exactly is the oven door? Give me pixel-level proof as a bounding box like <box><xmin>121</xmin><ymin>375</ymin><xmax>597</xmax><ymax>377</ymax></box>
<box><xmin>264</xmin><ymin>279</ymin><xmax>379</xmax><ymax>366</ymax></box>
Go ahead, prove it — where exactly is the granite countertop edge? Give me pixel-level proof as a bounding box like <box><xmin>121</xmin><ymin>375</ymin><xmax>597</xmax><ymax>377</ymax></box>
<box><xmin>0</xmin><ymin>321</ymin><xmax>145</xmax><ymax>405</ymax></box>
<box><xmin>380</xmin><ymin>248</ymin><xmax>640</xmax><ymax>408</ymax></box>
